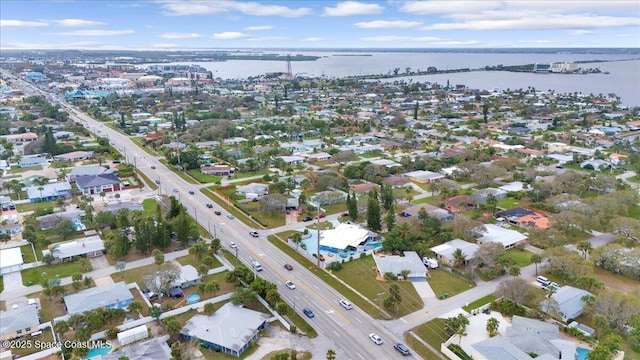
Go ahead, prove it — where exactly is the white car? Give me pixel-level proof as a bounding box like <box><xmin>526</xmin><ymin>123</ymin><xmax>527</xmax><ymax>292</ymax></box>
<box><xmin>249</xmin><ymin>231</ymin><xmax>259</xmax><ymax>237</ymax></box>
<box><xmin>229</xmin><ymin>242</ymin><xmax>237</xmax><ymax>249</ymax></box>
<box><xmin>369</xmin><ymin>333</ymin><xmax>383</xmax><ymax>345</ymax></box>
<box><xmin>285</xmin><ymin>281</ymin><xmax>296</xmax><ymax>290</ymax></box>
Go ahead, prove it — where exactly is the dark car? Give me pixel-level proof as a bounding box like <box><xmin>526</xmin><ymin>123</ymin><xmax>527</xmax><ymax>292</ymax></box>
<box><xmin>284</xmin><ymin>264</ymin><xmax>293</xmax><ymax>271</ymax></box>
<box><xmin>303</xmin><ymin>307</ymin><xmax>315</xmax><ymax>318</ymax></box>
<box><xmin>302</xmin><ymin>216</ymin><xmax>313</xmax><ymax>222</ymax></box>
<box><xmin>151</xmin><ymin>166</ymin><xmax>156</xmax><ymax>169</ymax></box>
<box><xmin>394</xmin><ymin>343</ymin><xmax>411</xmax><ymax>356</ymax></box>
<box><xmin>214</xmin><ymin>210</ymin><xmax>222</xmax><ymax>215</ymax></box>
<box><xmin>206</xmin><ymin>203</ymin><xmax>213</xmax><ymax>208</ymax></box>
<box><xmin>189</xmin><ymin>190</ymin><xmax>195</xmax><ymax>195</ymax></box>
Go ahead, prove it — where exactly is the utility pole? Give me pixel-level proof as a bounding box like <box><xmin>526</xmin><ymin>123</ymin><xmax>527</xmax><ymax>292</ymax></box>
<box><xmin>316</xmin><ymin>203</ymin><xmax>321</xmax><ymax>267</ymax></box>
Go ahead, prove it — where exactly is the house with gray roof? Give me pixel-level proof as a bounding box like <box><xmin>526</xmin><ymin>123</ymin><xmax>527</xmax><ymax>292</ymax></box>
<box><xmin>430</xmin><ymin>239</ymin><xmax>479</xmax><ymax>266</ymax></box>
<box><xmin>541</xmin><ymin>286</ymin><xmax>592</xmax><ymax>322</ymax></box>
<box><xmin>180</xmin><ymin>303</ymin><xmax>269</xmax><ymax>357</ymax></box>
<box><xmin>75</xmin><ymin>173</ymin><xmax>122</xmax><ymax>195</ymax></box>
<box><xmin>42</xmin><ymin>235</ymin><xmax>105</xmax><ymax>263</ymax></box>
<box><xmin>0</xmin><ymin>305</ymin><xmax>40</xmax><ymax>340</ymax></box>
<box><xmin>471</xmin><ymin>336</ymin><xmax>538</xmax><ymax>360</ymax></box>
<box><xmin>101</xmin><ymin>336</ymin><xmax>172</xmax><ymax>360</ymax></box>
<box><xmin>18</xmin><ymin>155</ymin><xmax>48</xmax><ymax>168</ymax></box>
<box><xmin>69</xmin><ymin>164</ymin><xmax>112</xmax><ymax>181</ymax></box>
<box><xmin>64</xmin><ymin>282</ymin><xmax>133</xmax><ymax>315</ymax></box>
<box><xmin>373</xmin><ymin>251</ymin><xmax>427</xmax><ymax>279</ymax></box>
<box><xmin>505</xmin><ymin>316</ymin><xmax>576</xmax><ymax>359</ymax></box>
<box><xmin>236</xmin><ymin>183</ymin><xmax>268</xmax><ymax>197</ymax></box>
<box><xmin>474</xmin><ymin>187</ymin><xmax>507</xmax><ymax>203</ymax></box>
<box><xmin>173</xmin><ymin>265</ymin><xmax>200</xmax><ymax>289</ymax></box>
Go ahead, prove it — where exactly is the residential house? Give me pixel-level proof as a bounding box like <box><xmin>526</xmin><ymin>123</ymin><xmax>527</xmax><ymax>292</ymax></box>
<box><xmin>373</xmin><ymin>251</ymin><xmax>427</xmax><ymax>280</ymax></box>
<box><xmin>382</xmin><ymin>176</ymin><xmax>412</xmax><ymax>189</ymax></box>
<box><xmin>400</xmin><ymin>204</ymin><xmax>453</xmax><ymax>221</ymax></box>
<box><xmin>402</xmin><ymin>170</ymin><xmax>444</xmax><ymax>184</ymax></box>
<box><xmin>236</xmin><ymin>183</ymin><xmax>268</xmax><ymax>197</ymax></box>
<box><xmin>319</xmin><ymin>223</ymin><xmax>376</xmax><ymax>253</ymax></box>
<box><xmin>52</xmin><ymin>150</ymin><xmax>94</xmax><ymax>162</ymax></box>
<box><xmin>42</xmin><ymin>235</ymin><xmax>105</xmax><ymax>263</ymax></box>
<box><xmin>476</xmin><ymin>224</ymin><xmax>527</xmax><ymax>250</ymax></box>
<box><xmin>180</xmin><ymin>303</ymin><xmax>269</xmax><ymax>357</ymax></box>
<box><xmin>430</xmin><ymin>239</ymin><xmax>480</xmax><ymax>266</ymax></box>
<box><xmin>18</xmin><ymin>155</ymin><xmax>48</xmax><ymax>168</ymax></box>
<box><xmin>75</xmin><ymin>173</ymin><xmax>122</xmax><ymax>195</ymax></box>
<box><xmin>63</xmin><ymin>282</ymin><xmax>133</xmax><ymax>315</ymax></box>
<box><xmin>541</xmin><ymin>286</ymin><xmax>593</xmax><ymax>322</ymax></box>
<box><xmin>0</xmin><ymin>305</ymin><xmax>40</xmax><ymax>340</ymax></box>
<box><xmin>223</xmin><ymin>137</ymin><xmax>248</xmax><ymax>146</ymax></box>
<box><xmin>349</xmin><ymin>183</ymin><xmax>381</xmax><ymax>197</ymax></box>
<box><xmin>504</xmin><ymin>316</ymin><xmax>577</xmax><ymax>359</ymax></box>
<box><xmin>496</xmin><ymin>207</ymin><xmax>551</xmax><ymax>230</ymax></box>
<box><xmin>1</xmin><ymin>132</ymin><xmax>38</xmax><ymax>144</ymax></box>
<box><xmin>474</xmin><ymin>188</ymin><xmax>507</xmax><ymax>203</ymax></box>
<box><xmin>580</xmin><ymin>159</ymin><xmax>609</xmax><ymax>170</ymax></box>
<box><xmin>471</xmin><ymin>336</ymin><xmax>549</xmax><ymax>360</ymax></box>
<box><xmin>101</xmin><ymin>336</ymin><xmax>172</xmax><ymax>360</ymax></box>
<box><xmin>275</xmin><ymin>155</ymin><xmax>305</xmax><ymax>165</ymax></box>
<box><xmin>201</xmin><ymin>165</ymin><xmax>233</xmax><ymax>176</ymax></box>
<box><xmin>0</xmin><ymin>247</ymin><xmax>23</xmax><ymax>275</ymax></box>
<box><xmin>26</xmin><ymin>181</ymin><xmax>72</xmax><ymax>202</ymax></box>
<box><xmin>69</xmin><ymin>165</ymin><xmax>113</xmax><ymax>182</ymax></box>
<box><xmin>443</xmin><ymin>195</ymin><xmax>475</xmax><ymax>213</ymax></box>
<box><xmin>609</xmin><ymin>153</ymin><xmax>628</xmax><ymax>166</ymax></box>
<box><xmin>173</xmin><ymin>265</ymin><xmax>201</xmax><ymax>289</ymax></box>
<box><xmin>498</xmin><ymin>181</ymin><xmax>526</xmax><ymax>193</ymax></box>
<box><xmin>305</xmin><ymin>152</ymin><xmax>331</xmax><ymax>162</ymax></box>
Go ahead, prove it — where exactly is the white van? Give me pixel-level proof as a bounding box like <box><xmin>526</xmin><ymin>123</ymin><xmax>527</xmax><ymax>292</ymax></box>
<box><xmin>339</xmin><ymin>299</ymin><xmax>353</xmax><ymax>310</ymax></box>
<box><xmin>422</xmin><ymin>257</ymin><xmax>439</xmax><ymax>269</ymax></box>
<box><xmin>252</xmin><ymin>261</ymin><xmax>263</xmax><ymax>272</ymax></box>
<box><xmin>536</xmin><ymin>276</ymin><xmax>551</xmax><ymax>286</ymax></box>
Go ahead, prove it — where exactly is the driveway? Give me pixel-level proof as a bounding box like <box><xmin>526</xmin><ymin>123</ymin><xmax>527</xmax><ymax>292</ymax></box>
<box><xmin>1</xmin><ymin>271</ymin><xmax>26</xmax><ymax>295</ymax></box>
<box><xmin>89</xmin><ymin>255</ymin><xmax>110</xmax><ymax>271</ymax></box>
<box><xmin>412</xmin><ymin>278</ymin><xmax>436</xmax><ymax>299</ymax></box>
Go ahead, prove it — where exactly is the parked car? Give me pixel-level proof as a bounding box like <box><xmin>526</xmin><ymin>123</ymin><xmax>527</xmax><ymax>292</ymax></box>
<box><xmin>369</xmin><ymin>333</ymin><xmax>383</xmax><ymax>345</ymax></box>
<box><xmin>394</xmin><ymin>342</ymin><xmax>411</xmax><ymax>356</ymax></box>
<box><xmin>249</xmin><ymin>231</ymin><xmax>259</xmax><ymax>237</ymax></box>
<box><xmin>206</xmin><ymin>203</ymin><xmax>213</xmax><ymax>209</ymax></box>
<box><xmin>229</xmin><ymin>242</ymin><xmax>237</xmax><ymax>249</ymax></box>
<box><xmin>302</xmin><ymin>216</ymin><xmax>313</xmax><ymax>222</ymax></box>
<box><xmin>341</xmin><ymin>212</ymin><xmax>349</xmax><ymax>217</ymax></box>
<box><xmin>314</xmin><ymin>213</ymin><xmax>326</xmax><ymax>219</ymax></box>
<box><xmin>284</xmin><ymin>264</ymin><xmax>293</xmax><ymax>271</ymax></box>
<box><xmin>285</xmin><ymin>281</ymin><xmax>296</xmax><ymax>290</ymax></box>
<box><xmin>214</xmin><ymin>210</ymin><xmax>222</xmax><ymax>215</ymax></box>
<box><xmin>303</xmin><ymin>307</ymin><xmax>315</xmax><ymax>318</ymax></box>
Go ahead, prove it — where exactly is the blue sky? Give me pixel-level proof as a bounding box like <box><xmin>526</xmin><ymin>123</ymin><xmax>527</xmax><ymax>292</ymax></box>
<box><xmin>1</xmin><ymin>1</ymin><xmax>639</xmax><ymax>49</ymax></box>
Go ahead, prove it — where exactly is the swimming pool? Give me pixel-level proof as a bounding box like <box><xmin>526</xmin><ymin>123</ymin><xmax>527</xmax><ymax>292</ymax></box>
<box><xmin>84</xmin><ymin>345</ymin><xmax>111</xmax><ymax>359</ymax></box>
<box><xmin>576</xmin><ymin>347</ymin><xmax>591</xmax><ymax>360</ymax></box>
<box><xmin>187</xmin><ymin>294</ymin><xmax>200</xmax><ymax>304</ymax></box>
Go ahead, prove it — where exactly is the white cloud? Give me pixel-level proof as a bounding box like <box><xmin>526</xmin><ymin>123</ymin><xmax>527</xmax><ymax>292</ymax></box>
<box><xmin>354</xmin><ymin>20</ymin><xmax>422</xmax><ymax>29</ymax></box>
<box><xmin>212</xmin><ymin>31</ymin><xmax>250</xmax><ymax>39</ymax></box>
<box><xmin>570</xmin><ymin>30</ymin><xmax>594</xmax><ymax>36</ymax></box>
<box><xmin>229</xmin><ymin>2</ymin><xmax>311</xmax><ymax>17</ymax></box>
<box><xmin>51</xmin><ymin>29</ymin><xmax>135</xmax><ymax>36</ymax></box>
<box><xmin>361</xmin><ymin>35</ymin><xmax>443</xmax><ymax>42</ymax></box>
<box><xmin>422</xmin><ymin>15</ymin><xmax>640</xmax><ymax>30</ymax></box>
<box><xmin>161</xmin><ymin>32</ymin><xmax>203</xmax><ymax>39</ymax></box>
<box><xmin>302</xmin><ymin>37</ymin><xmax>325</xmax><ymax>42</ymax></box>
<box><xmin>0</xmin><ymin>19</ymin><xmax>48</xmax><ymax>28</ymax></box>
<box><xmin>152</xmin><ymin>43</ymin><xmax>181</xmax><ymax>48</ymax></box>
<box><xmin>244</xmin><ymin>25</ymin><xmax>274</xmax><ymax>31</ymax></box>
<box><xmin>159</xmin><ymin>1</ymin><xmax>311</xmax><ymax>17</ymax></box>
<box><xmin>323</xmin><ymin>1</ymin><xmax>383</xmax><ymax>16</ymax></box>
<box><xmin>245</xmin><ymin>36</ymin><xmax>288</xmax><ymax>41</ymax></box>
<box><xmin>401</xmin><ymin>1</ymin><xmax>501</xmax><ymax>15</ymax></box>
<box><xmin>51</xmin><ymin>19</ymin><xmax>105</xmax><ymax>27</ymax></box>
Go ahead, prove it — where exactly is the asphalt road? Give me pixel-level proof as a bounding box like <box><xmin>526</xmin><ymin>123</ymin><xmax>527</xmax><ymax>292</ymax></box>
<box><xmin>58</xmin><ymin>102</ymin><xmax>413</xmax><ymax>359</ymax></box>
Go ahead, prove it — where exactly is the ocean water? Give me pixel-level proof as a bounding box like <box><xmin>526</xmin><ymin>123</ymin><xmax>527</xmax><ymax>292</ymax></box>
<box><xmin>141</xmin><ymin>51</ymin><xmax>640</xmax><ymax>106</ymax></box>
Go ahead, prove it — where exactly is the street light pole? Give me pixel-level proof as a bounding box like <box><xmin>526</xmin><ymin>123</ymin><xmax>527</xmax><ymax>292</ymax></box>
<box><xmin>316</xmin><ymin>203</ymin><xmax>321</xmax><ymax>267</ymax></box>
<box><xmin>377</xmin><ymin>292</ymin><xmax>385</xmax><ymax>318</ymax></box>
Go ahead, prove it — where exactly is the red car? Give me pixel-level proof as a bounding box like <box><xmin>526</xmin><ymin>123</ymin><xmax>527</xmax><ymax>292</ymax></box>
<box><xmin>314</xmin><ymin>213</ymin><xmax>326</xmax><ymax>219</ymax></box>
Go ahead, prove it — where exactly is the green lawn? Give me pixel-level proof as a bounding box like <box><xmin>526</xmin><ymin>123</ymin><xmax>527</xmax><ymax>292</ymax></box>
<box><xmin>497</xmin><ymin>196</ymin><xmax>521</xmax><ymax>209</ymax></box>
<box><xmin>428</xmin><ymin>270</ymin><xmax>475</xmax><ymax>299</ymax></box>
<box><xmin>412</xmin><ymin>318</ymin><xmax>448</xmax><ymax>357</ymax></box>
<box><xmin>159</xmin><ymin>159</ymin><xmax>198</xmax><ymax>184</ymax></box>
<box><xmin>111</xmin><ymin>263</ymin><xmax>158</xmax><ymax>286</ymax></box>
<box><xmin>230</xmin><ymin>170</ymin><xmax>265</xmax><ymax>180</ymax></box>
<box><xmin>21</xmin><ymin>245</ymin><xmax>37</xmax><ymax>263</ymax></box>
<box><xmin>8</xmin><ymin>166</ymin><xmax>42</xmax><ymax>173</ymax></box>
<box><xmin>0</xmin><ymin>276</ymin><xmax>3</xmax><ymax>293</ymax></box>
<box><xmin>22</xmin><ymin>261</ymin><xmax>92</xmax><ymax>286</ymax></box>
<box><xmin>462</xmin><ymin>294</ymin><xmax>497</xmax><ymax>313</ymax></box>
<box><xmin>137</xmin><ymin>169</ymin><xmax>158</xmax><ymax>190</ymax></box>
<box><xmin>202</xmin><ymin>188</ymin><xmax>260</xmax><ymax>228</ymax></box>
<box><xmin>627</xmin><ymin>175</ymin><xmax>639</xmax><ymax>183</ymax></box>
<box><xmin>142</xmin><ymin>198</ymin><xmax>158</xmax><ymax>215</ymax></box>
<box><xmin>239</xmin><ymin>201</ymin><xmax>285</xmax><ymax>228</ymax></box>
<box><xmin>405</xmin><ymin>333</ymin><xmax>442</xmax><ymax>360</ymax></box>
<box><xmin>412</xmin><ymin>196</ymin><xmax>441</xmax><ymax>205</ymax></box>
<box><xmin>16</xmin><ymin>201</ymin><xmax>56</xmax><ymax>212</ymax></box>
<box><xmin>504</xmin><ymin>249</ymin><xmax>534</xmax><ymax>267</ymax></box>
<box><xmin>332</xmin><ymin>256</ymin><xmax>424</xmax><ymax>318</ymax></box>
<box><xmin>188</xmin><ymin>169</ymin><xmax>222</xmax><ymax>184</ymax></box>
<box><xmin>321</xmin><ymin>202</ymin><xmax>348</xmax><ymax>215</ymax></box>
<box><xmin>305</xmin><ymin>221</ymin><xmax>335</xmax><ymax>230</ymax></box>
<box><xmin>627</xmin><ymin>205</ymin><xmax>640</xmax><ymax>220</ymax></box>
<box><xmin>176</xmin><ymin>253</ymin><xmax>223</xmax><ymax>269</ymax></box>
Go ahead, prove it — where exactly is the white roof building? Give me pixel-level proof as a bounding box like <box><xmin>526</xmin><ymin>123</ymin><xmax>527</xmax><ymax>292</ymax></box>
<box><xmin>476</xmin><ymin>224</ymin><xmax>527</xmax><ymax>249</ymax></box>
<box><xmin>319</xmin><ymin>223</ymin><xmax>370</xmax><ymax>251</ymax></box>
<box><xmin>42</xmin><ymin>235</ymin><xmax>105</xmax><ymax>261</ymax></box>
<box><xmin>0</xmin><ymin>247</ymin><xmax>23</xmax><ymax>275</ymax></box>
<box><xmin>430</xmin><ymin>239</ymin><xmax>480</xmax><ymax>265</ymax></box>
<box><xmin>374</xmin><ymin>251</ymin><xmax>427</xmax><ymax>279</ymax></box>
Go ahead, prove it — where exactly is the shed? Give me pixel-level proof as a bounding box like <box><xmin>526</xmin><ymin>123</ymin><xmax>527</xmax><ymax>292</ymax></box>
<box><xmin>117</xmin><ymin>325</ymin><xmax>148</xmax><ymax>346</ymax></box>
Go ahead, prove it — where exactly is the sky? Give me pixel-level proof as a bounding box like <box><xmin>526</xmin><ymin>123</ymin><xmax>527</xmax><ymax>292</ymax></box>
<box><xmin>1</xmin><ymin>0</ymin><xmax>639</xmax><ymax>50</ymax></box>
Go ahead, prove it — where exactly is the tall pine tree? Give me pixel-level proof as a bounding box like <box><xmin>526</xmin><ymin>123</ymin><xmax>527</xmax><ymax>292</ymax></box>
<box><xmin>348</xmin><ymin>191</ymin><xmax>358</xmax><ymax>220</ymax></box>
<box><xmin>366</xmin><ymin>189</ymin><xmax>381</xmax><ymax>232</ymax></box>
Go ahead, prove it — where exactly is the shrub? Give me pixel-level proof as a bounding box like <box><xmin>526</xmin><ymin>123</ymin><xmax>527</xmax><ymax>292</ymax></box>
<box><xmin>383</xmin><ymin>272</ymin><xmax>397</xmax><ymax>281</ymax></box>
<box><xmin>448</xmin><ymin>344</ymin><xmax>473</xmax><ymax>360</ymax></box>
<box><xmin>326</xmin><ymin>262</ymin><xmax>343</xmax><ymax>271</ymax></box>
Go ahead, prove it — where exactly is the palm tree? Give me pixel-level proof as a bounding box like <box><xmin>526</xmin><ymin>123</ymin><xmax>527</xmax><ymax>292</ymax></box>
<box><xmin>99</xmin><ymin>191</ymin><xmax>106</xmax><ymax>204</ymax></box>
<box><xmin>530</xmin><ymin>254</ymin><xmax>542</xmax><ymax>276</ymax></box>
<box><xmin>452</xmin><ymin>248</ymin><xmax>466</xmax><ymax>268</ymax></box>
<box><xmin>509</xmin><ymin>266</ymin><xmax>521</xmax><ymax>278</ymax></box>
<box><xmin>127</xmin><ymin>301</ymin><xmax>143</xmax><ymax>315</ymax></box>
<box><xmin>37</xmin><ymin>186</ymin><xmax>44</xmax><ymax>202</ymax></box>
<box><xmin>54</xmin><ymin>320</ymin><xmax>69</xmax><ymax>341</ymax></box>
<box><xmin>577</xmin><ymin>241</ymin><xmax>592</xmax><ymax>260</ymax></box>
<box><xmin>326</xmin><ymin>349</ymin><xmax>336</xmax><ymax>360</ymax></box>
